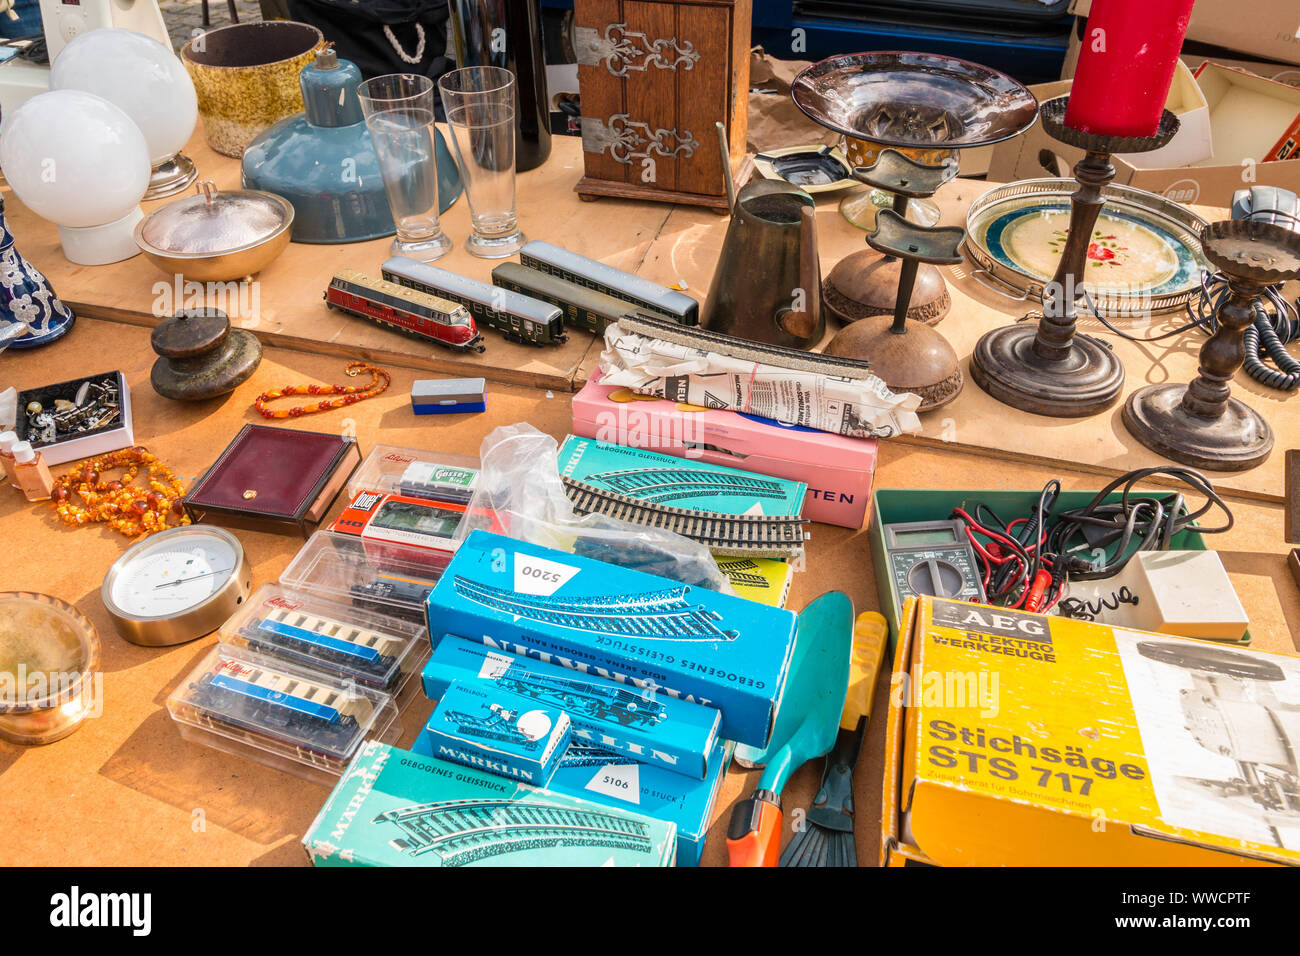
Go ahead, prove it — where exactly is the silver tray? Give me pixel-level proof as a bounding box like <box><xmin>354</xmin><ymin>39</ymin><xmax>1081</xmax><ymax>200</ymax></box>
<box><xmin>962</xmin><ymin>178</ymin><xmax>1210</xmax><ymax>317</ymax></box>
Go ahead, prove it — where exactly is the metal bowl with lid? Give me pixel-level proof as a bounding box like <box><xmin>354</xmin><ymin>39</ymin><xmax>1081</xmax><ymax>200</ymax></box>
<box><xmin>134</xmin><ymin>180</ymin><xmax>294</xmax><ymax>282</ymax></box>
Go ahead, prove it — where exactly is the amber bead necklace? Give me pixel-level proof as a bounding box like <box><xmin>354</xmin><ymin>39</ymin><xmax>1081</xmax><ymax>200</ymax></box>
<box><xmin>253</xmin><ymin>362</ymin><xmax>391</xmax><ymax>419</ymax></box>
<box><xmin>50</xmin><ymin>447</ymin><xmax>190</xmax><ymax>538</ymax></box>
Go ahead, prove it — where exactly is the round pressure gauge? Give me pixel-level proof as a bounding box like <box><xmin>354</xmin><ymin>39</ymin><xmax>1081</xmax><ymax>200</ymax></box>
<box><xmin>101</xmin><ymin>525</ymin><xmax>251</xmax><ymax>646</ymax></box>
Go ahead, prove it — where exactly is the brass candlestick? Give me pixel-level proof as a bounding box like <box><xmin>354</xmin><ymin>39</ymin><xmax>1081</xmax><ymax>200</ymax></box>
<box><xmin>970</xmin><ymin>97</ymin><xmax>1179</xmax><ymax>417</ymax></box>
<box><xmin>1122</xmin><ymin>219</ymin><xmax>1299</xmax><ymax>471</ymax></box>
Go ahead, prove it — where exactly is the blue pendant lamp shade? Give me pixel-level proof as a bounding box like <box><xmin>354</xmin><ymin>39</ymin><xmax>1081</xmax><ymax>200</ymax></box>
<box><xmin>0</xmin><ymin>198</ymin><xmax>76</xmax><ymax>349</ymax></box>
<box><xmin>241</xmin><ymin>47</ymin><xmax>462</xmax><ymax>244</ymax></box>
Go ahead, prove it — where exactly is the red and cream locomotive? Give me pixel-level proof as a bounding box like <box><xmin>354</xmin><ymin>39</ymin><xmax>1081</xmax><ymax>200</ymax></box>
<box><xmin>324</xmin><ymin>269</ymin><xmax>485</xmax><ymax>353</ymax></box>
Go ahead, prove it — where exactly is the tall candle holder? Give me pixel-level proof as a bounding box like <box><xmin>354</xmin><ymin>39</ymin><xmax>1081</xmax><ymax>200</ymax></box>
<box><xmin>970</xmin><ymin>97</ymin><xmax>1179</xmax><ymax>417</ymax></box>
<box><xmin>1122</xmin><ymin>219</ymin><xmax>1298</xmax><ymax>471</ymax></box>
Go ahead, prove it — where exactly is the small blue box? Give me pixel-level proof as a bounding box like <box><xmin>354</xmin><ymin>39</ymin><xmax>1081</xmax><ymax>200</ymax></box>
<box><xmin>413</xmin><ymin>727</ymin><xmax>731</xmax><ymax>866</ymax></box>
<box><xmin>425</xmin><ymin>680</ymin><xmax>570</xmax><ymax>787</ymax></box>
<box><xmin>421</xmin><ymin>636</ymin><xmax>721</xmax><ymax>779</ymax></box>
<box><xmin>427</xmin><ymin>530</ymin><xmax>797</xmax><ymax>748</ymax></box>
<box><xmin>411</xmin><ymin>378</ymin><xmax>486</xmax><ymax>415</ymax></box>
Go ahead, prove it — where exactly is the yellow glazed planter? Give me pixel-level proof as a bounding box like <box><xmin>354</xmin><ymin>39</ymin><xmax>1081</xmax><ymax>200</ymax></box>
<box><xmin>181</xmin><ymin>21</ymin><xmax>325</xmax><ymax>158</ymax></box>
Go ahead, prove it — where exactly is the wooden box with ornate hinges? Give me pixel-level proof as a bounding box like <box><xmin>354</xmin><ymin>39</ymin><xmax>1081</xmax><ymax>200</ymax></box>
<box><xmin>573</xmin><ymin>0</ymin><xmax>751</xmax><ymax>210</ymax></box>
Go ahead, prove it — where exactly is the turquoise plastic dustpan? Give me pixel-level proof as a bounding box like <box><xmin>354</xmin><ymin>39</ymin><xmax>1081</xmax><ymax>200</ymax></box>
<box><xmin>727</xmin><ymin>590</ymin><xmax>853</xmax><ymax>866</ymax></box>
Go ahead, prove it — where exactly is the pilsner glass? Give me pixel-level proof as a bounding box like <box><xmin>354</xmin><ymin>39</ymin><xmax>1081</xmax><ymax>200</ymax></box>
<box><xmin>357</xmin><ymin>73</ymin><xmax>453</xmax><ymax>262</ymax></box>
<box><xmin>437</xmin><ymin>66</ymin><xmax>525</xmax><ymax>258</ymax></box>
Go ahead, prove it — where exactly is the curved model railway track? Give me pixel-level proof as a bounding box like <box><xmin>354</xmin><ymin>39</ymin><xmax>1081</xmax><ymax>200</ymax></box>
<box><xmin>588</xmin><ymin>467</ymin><xmax>791</xmax><ymax>504</ymax></box>
<box><xmin>561</xmin><ymin>476</ymin><xmax>808</xmax><ymax>558</ymax></box>
<box><xmin>453</xmin><ymin>576</ymin><xmax>740</xmax><ymax>641</ymax></box>
<box><xmin>495</xmin><ymin>667</ymin><xmax>666</xmax><ymax>728</ymax></box>
<box><xmin>374</xmin><ymin>799</ymin><xmax>654</xmax><ymax>866</ymax></box>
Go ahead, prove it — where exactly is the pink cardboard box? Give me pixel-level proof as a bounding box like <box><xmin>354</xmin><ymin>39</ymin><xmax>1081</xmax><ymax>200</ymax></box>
<box><xmin>572</xmin><ymin>372</ymin><xmax>878</xmax><ymax>528</ymax></box>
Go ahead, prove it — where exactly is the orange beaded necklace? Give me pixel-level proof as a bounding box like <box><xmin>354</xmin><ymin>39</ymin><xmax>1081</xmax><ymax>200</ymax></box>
<box><xmin>253</xmin><ymin>362</ymin><xmax>391</xmax><ymax>419</ymax></box>
<box><xmin>50</xmin><ymin>446</ymin><xmax>190</xmax><ymax>538</ymax></box>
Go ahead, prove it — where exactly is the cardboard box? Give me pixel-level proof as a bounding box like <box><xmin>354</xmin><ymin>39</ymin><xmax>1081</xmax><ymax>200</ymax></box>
<box><xmin>988</xmin><ymin>73</ymin><xmax>1300</xmax><ymax>207</ymax></box>
<box><xmin>881</xmin><ymin>595</ymin><xmax>1299</xmax><ymax>867</ymax></box>
<box><xmin>421</xmin><ymin>636</ymin><xmax>722</xmax><ymax>779</ymax></box>
<box><xmin>414</xmin><ymin>723</ymin><xmax>732</xmax><ymax>867</ymax></box>
<box><xmin>1194</xmin><ymin>62</ymin><xmax>1300</xmax><ymax>163</ymax></box>
<box><xmin>572</xmin><ymin>371</ymin><xmax>877</xmax><ymax>529</ymax></box>
<box><xmin>425</xmin><ymin>680</ymin><xmax>570</xmax><ymax>787</ymax></box>
<box><xmin>716</xmin><ymin>557</ymin><xmax>793</xmax><ymax>608</ymax></box>
<box><xmin>427</xmin><ymin>529</ymin><xmax>798</xmax><ymax>749</ymax></box>
<box><xmin>868</xmin><ymin>487</ymin><xmax>1250</xmax><ymax>650</ymax></box>
<box><xmin>1071</xmin><ymin>0</ymin><xmax>1300</xmax><ymax>68</ymax></box>
<box><xmin>304</xmin><ymin>741</ymin><xmax>677</xmax><ymax>867</ymax></box>
<box><xmin>558</xmin><ymin>433</ymin><xmax>808</xmax><ymax>519</ymax></box>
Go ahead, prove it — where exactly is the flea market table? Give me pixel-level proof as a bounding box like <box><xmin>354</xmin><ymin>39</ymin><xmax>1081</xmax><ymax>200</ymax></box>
<box><xmin>1</xmin><ymin>132</ymin><xmax>1297</xmax><ymax>867</ymax></box>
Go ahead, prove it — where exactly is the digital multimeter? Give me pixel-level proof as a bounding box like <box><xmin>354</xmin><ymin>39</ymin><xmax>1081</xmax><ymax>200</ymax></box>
<box><xmin>882</xmin><ymin>519</ymin><xmax>987</xmax><ymax>609</ymax></box>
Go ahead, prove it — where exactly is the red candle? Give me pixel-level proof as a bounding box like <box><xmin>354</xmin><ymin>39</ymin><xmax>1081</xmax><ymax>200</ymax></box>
<box><xmin>1064</xmin><ymin>0</ymin><xmax>1194</xmax><ymax>137</ymax></box>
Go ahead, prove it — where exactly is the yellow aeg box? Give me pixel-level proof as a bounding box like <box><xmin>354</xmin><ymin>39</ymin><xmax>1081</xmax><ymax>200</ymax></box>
<box><xmin>882</xmin><ymin>596</ymin><xmax>1300</xmax><ymax>867</ymax></box>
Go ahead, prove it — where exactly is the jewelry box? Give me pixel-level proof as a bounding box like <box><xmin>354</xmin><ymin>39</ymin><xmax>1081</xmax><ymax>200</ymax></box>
<box><xmin>11</xmin><ymin>370</ymin><xmax>135</xmax><ymax>466</ymax></box>
<box><xmin>182</xmin><ymin>424</ymin><xmax>361</xmax><ymax>536</ymax></box>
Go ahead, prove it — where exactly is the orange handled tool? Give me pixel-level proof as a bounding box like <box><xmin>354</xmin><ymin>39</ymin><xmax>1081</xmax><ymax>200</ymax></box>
<box><xmin>727</xmin><ymin>592</ymin><xmax>853</xmax><ymax>867</ymax></box>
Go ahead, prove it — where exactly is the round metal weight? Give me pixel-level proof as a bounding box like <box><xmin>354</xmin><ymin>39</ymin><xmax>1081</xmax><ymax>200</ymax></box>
<box><xmin>150</xmin><ymin>309</ymin><xmax>262</xmax><ymax>400</ymax></box>
<box><xmin>825</xmin><ymin>315</ymin><xmax>963</xmax><ymax>412</ymax></box>
<box><xmin>969</xmin><ymin>323</ymin><xmax>1125</xmax><ymax>418</ymax></box>
<box><xmin>823</xmin><ymin>251</ymin><xmax>951</xmax><ymax>326</ymax></box>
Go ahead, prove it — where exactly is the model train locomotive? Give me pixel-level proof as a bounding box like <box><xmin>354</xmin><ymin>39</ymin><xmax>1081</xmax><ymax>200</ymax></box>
<box><xmin>324</xmin><ymin>268</ymin><xmax>486</xmax><ymax>353</ymax></box>
<box><xmin>381</xmin><ymin>257</ymin><xmax>567</xmax><ymax>347</ymax></box>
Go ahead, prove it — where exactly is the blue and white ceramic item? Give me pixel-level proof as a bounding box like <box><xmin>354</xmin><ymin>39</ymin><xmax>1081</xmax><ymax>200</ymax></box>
<box><xmin>0</xmin><ymin>198</ymin><xmax>75</xmax><ymax>350</ymax></box>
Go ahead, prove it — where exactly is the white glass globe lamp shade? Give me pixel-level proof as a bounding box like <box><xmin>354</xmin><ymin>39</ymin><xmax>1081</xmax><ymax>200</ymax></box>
<box><xmin>0</xmin><ymin>90</ymin><xmax>151</xmax><ymax>265</ymax></box>
<box><xmin>50</xmin><ymin>28</ymin><xmax>199</xmax><ymax>200</ymax></box>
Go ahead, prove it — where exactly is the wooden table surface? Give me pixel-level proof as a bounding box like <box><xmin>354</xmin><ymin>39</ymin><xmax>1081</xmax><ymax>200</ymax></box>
<box><xmin>1</xmin><ymin>131</ymin><xmax>1297</xmax><ymax>867</ymax></box>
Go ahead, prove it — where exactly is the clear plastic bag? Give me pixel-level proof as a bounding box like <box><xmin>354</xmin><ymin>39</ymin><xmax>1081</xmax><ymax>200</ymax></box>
<box><xmin>456</xmin><ymin>423</ymin><xmax>735</xmax><ymax>594</ymax></box>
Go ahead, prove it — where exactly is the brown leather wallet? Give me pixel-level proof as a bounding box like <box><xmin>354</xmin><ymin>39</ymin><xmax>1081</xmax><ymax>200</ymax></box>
<box><xmin>183</xmin><ymin>424</ymin><xmax>361</xmax><ymax>536</ymax></box>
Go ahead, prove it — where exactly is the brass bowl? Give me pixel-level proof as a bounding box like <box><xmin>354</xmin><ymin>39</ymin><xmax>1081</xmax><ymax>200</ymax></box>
<box><xmin>134</xmin><ymin>180</ymin><xmax>294</xmax><ymax>282</ymax></box>
<box><xmin>0</xmin><ymin>592</ymin><xmax>101</xmax><ymax>746</ymax></box>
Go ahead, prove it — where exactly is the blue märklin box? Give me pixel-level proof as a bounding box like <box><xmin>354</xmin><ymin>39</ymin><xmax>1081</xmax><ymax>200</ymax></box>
<box><xmin>413</xmin><ymin>726</ymin><xmax>732</xmax><ymax>867</ymax></box>
<box><xmin>427</xmin><ymin>530</ymin><xmax>797</xmax><ymax>749</ymax></box>
<box><xmin>421</xmin><ymin>636</ymin><xmax>721</xmax><ymax>780</ymax></box>
<box><xmin>304</xmin><ymin>742</ymin><xmax>677</xmax><ymax>867</ymax></box>
<box><xmin>426</xmin><ymin>680</ymin><xmax>570</xmax><ymax>787</ymax></box>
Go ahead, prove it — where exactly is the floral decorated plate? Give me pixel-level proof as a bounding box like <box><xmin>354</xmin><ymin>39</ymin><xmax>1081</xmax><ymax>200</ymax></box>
<box><xmin>963</xmin><ymin>178</ymin><xmax>1210</xmax><ymax>317</ymax></box>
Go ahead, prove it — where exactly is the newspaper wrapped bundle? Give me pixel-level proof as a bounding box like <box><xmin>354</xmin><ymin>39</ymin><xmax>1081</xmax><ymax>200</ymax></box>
<box><xmin>598</xmin><ymin>322</ymin><xmax>922</xmax><ymax>438</ymax></box>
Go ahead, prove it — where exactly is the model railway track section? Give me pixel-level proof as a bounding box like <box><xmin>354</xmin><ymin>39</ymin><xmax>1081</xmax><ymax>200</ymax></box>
<box><xmin>561</xmin><ymin>476</ymin><xmax>808</xmax><ymax>559</ymax></box>
<box><xmin>374</xmin><ymin>799</ymin><xmax>654</xmax><ymax>865</ymax></box>
<box><xmin>616</xmin><ymin>312</ymin><xmax>877</xmax><ymax>378</ymax></box>
<box><xmin>590</xmin><ymin>467</ymin><xmax>790</xmax><ymax>504</ymax></box>
<box><xmin>494</xmin><ymin>667</ymin><xmax>666</xmax><ymax>728</ymax></box>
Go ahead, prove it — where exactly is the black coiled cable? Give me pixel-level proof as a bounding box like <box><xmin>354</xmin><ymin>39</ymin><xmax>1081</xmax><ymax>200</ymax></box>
<box><xmin>1194</xmin><ymin>272</ymin><xmax>1300</xmax><ymax>392</ymax></box>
